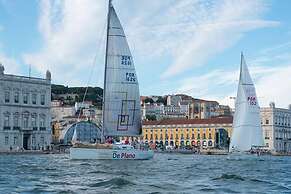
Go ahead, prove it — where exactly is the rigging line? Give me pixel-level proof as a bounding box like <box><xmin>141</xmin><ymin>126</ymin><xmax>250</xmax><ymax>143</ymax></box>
<box><xmin>73</xmin><ymin>20</ymin><xmax>107</xmax><ymax>137</ymax></box>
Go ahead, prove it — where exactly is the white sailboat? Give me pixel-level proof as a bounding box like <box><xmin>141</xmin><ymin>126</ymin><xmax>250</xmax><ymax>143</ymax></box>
<box><xmin>229</xmin><ymin>53</ymin><xmax>264</xmax><ymax>153</ymax></box>
<box><xmin>70</xmin><ymin>0</ymin><xmax>154</xmax><ymax>160</ymax></box>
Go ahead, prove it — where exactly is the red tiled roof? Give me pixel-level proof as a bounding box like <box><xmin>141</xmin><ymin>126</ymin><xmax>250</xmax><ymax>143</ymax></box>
<box><xmin>143</xmin><ymin>116</ymin><xmax>233</xmax><ymax>125</ymax></box>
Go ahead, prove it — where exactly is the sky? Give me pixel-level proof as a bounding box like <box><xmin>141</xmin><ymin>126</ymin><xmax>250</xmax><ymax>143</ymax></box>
<box><xmin>0</xmin><ymin>0</ymin><xmax>291</xmax><ymax>108</ymax></box>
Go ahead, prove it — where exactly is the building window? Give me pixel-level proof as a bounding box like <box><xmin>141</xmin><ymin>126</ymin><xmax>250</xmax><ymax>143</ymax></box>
<box><xmin>40</xmin><ymin>116</ymin><xmax>46</xmax><ymax>130</ymax></box>
<box><xmin>192</xmin><ymin>133</ymin><xmax>195</xmax><ymax>139</ymax></box>
<box><xmin>266</xmin><ymin>119</ymin><xmax>269</xmax><ymax>124</ymax></box>
<box><xmin>13</xmin><ymin>114</ymin><xmax>20</xmax><ymax>130</ymax></box>
<box><xmin>32</xmin><ymin>136</ymin><xmax>36</xmax><ymax>145</ymax></box>
<box><xmin>41</xmin><ymin>94</ymin><xmax>45</xmax><ymax>105</ymax></box>
<box><xmin>14</xmin><ymin>91</ymin><xmax>19</xmax><ymax>103</ymax></box>
<box><xmin>14</xmin><ymin>136</ymin><xmax>18</xmax><ymax>145</ymax></box>
<box><xmin>23</xmin><ymin>92</ymin><xmax>28</xmax><ymax>104</ymax></box>
<box><xmin>203</xmin><ymin>133</ymin><xmax>206</xmax><ymax>139</ymax></box>
<box><xmin>32</xmin><ymin>93</ymin><xmax>37</xmax><ymax>104</ymax></box>
<box><xmin>209</xmin><ymin>133</ymin><xmax>212</xmax><ymax>139</ymax></box>
<box><xmin>197</xmin><ymin>133</ymin><xmax>200</xmax><ymax>139</ymax></box>
<box><xmin>145</xmin><ymin>134</ymin><xmax>148</xmax><ymax>140</ymax></box>
<box><xmin>5</xmin><ymin>136</ymin><xmax>9</xmax><ymax>145</ymax></box>
<box><xmin>41</xmin><ymin>136</ymin><xmax>44</xmax><ymax>145</ymax></box>
<box><xmin>23</xmin><ymin>116</ymin><xmax>29</xmax><ymax>128</ymax></box>
<box><xmin>4</xmin><ymin>91</ymin><xmax>10</xmax><ymax>103</ymax></box>
<box><xmin>4</xmin><ymin>115</ymin><xmax>9</xmax><ymax>127</ymax></box>
<box><xmin>32</xmin><ymin>116</ymin><xmax>37</xmax><ymax>130</ymax></box>
<box><xmin>4</xmin><ymin>114</ymin><xmax>10</xmax><ymax>130</ymax></box>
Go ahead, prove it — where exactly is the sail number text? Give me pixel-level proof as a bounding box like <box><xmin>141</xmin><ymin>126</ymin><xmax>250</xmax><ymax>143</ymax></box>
<box><xmin>247</xmin><ymin>96</ymin><xmax>257</xmax><ymax>105</ymax></box>
<box><xmin>121</xmin><ymin>55</ymin><xmax>132</xmax><ymax>66</ymax></box>
<box><xmin>126</xmin><ymin>72</ymin><xmax>136</xmax><ymax>82</ymax></box>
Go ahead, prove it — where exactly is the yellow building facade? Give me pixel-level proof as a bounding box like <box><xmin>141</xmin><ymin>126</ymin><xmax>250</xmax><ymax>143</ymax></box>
<box><xmin>142</xmin><ymin>117</ymin><xmax>233</xmax><ymax>148</ymax></box>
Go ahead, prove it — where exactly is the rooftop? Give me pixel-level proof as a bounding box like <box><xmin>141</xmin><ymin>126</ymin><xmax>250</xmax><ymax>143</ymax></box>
<box><xmin>143</xmin><ymin>116</ymin><xmax>233</xmax><ymax>126</ymax></box>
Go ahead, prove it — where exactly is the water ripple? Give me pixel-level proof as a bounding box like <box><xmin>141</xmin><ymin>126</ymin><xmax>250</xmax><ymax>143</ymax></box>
<box><xmin>0</xmin><ymin>154</ymin><xmax>291</xmax><ymax>193</ymax></box>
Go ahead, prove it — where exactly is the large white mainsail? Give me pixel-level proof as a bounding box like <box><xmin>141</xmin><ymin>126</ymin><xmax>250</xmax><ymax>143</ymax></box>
<box><xmin>230</xmin><ymin>53</ymin><xmax>264</xmax><ymax>152</ymax></box>
<box><xmin>102</xmin><ymin>1</ymin><xmax>142</xmax><ymax>137</ymax></box>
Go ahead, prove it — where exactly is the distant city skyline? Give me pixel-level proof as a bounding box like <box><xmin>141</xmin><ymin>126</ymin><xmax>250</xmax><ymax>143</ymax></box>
<box><xmin>0</xmin><ymin>0</ymin><xmax>291</xmax><ymax>108</ymax></box>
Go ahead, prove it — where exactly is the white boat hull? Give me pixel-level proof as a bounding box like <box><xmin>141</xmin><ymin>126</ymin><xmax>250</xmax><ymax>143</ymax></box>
<box><xmin>70</xmin><ymin>147</ymin><xmax>154</xmax><ymax>160</ymax></box>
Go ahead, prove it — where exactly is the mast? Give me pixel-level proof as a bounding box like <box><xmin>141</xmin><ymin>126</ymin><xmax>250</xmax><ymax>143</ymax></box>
<box><xmin>101</xmin><ymin>0</ymin><xmax>112</xmax><ymax>143</ymax></box>
<box><xmin>239</xmin><ymin>52</ymin><xmax>244</xmax><ymax>81</ymax></box>
<box><xmin>239</xmin><ymin>52</ymin><xmax>243</xmax><ymax>83</ymax></box>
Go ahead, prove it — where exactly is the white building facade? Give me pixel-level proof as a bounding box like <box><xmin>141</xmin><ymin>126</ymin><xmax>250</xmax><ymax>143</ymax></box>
<box><xmin>261</xmin><ymin>103</ymin><xmax>291</xmax><ymax>153</ymax></box>
<box><xmin>0</xmin><ymin>64</ymin><xmax>52</xmax><ymax>151</ymax></box>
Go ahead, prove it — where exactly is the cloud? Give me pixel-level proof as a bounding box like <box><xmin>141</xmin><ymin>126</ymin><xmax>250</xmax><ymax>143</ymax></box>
<box><xmin>23</xmin><ymin>0</ymin><xmax>107</xmax><ymax>86</ymax></box>
<box><xmin>176</xmin><ymin>51</ymin><xmax>291</xmax><ymax>109</ymax></box>
<box><xmin>256</xmin><ymin>66</ymin><xmax>291</xmax><ymax>108</ymax></box>
<box><xmin>156</xmin><ymin>0</ymin><xmax>279</xmax><ymax>78</ymax></box>
<box><xmin>21</xmin><ymin>0</ymin><xmax>280</xmax><ymax>87</ymax></box>
<box><xmin>0</xmin><ymin>53</ymin><xmax>22</xmax><ymax>75</ymax></box>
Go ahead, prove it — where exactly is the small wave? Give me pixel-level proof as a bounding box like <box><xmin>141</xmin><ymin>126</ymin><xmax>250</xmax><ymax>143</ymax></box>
<box><xmin>167</xmin><ymin>158</ymin><xmax>178</xmax><ymax>161</ymax></box>
<box><xmin>217</xmin><ymin>188</ymin><xmax>240</xmax><ymax>193</ymax></box>
<box><xmin>88</xmin><ymin>170</ymin><xmax>130</xmax><ymax>176</ymax></box>
<box><xmin>44</xmin><ymin>167</ymin><xmax>57</xmax><ymax>171</ymax></box>
<box><xmin>80</xmin><ymin>163</ymin><xmax>90</xmax><ymax>166</ymax></box>
<box><xmin>88</xmin><ymin>170</ymin><xmax>108</xmax><ymax>174</ymax></box>
<box><xmin>249</xmin><ymin>177</ymin><xmax>290</xmax><ymax>191</ymax></box>
<box><xmin>89</xmin><ymin>177</ymin><xmax>135</xmax><ymax>188</ymax></box>
<box><xmin>46</xmin><ymin>181</ymin><xmax>74</xmax><ymax>186</ymax></box>
<box><xmin>213</xmin><ymin>174</ymin><xmax>245</xmax><ymax>181</ymax></box>
<box><xmin>250</xmin><ymin>178</ymin><xmax>272</xmax><ymax>184</ymax></box>
<box><xmin>199</xmin><ymin>188</ymin><xmax>216</xmax><ymax>192</ymax></box>
<box><xmin>22</xmin><ymin>188</ymin><xmax>51</xmax><ymax>194</ymax></box>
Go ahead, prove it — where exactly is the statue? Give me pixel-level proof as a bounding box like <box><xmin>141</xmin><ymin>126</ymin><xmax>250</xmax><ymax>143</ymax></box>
<box><xmin>46</xmin><ymin>70</ymin><xmax>51</xmax><ymax>80</ymax></box>
<box><xmin>0</xmin><ymin>63</ymin><xmax>4</xmax><ymax>75</ymax></box>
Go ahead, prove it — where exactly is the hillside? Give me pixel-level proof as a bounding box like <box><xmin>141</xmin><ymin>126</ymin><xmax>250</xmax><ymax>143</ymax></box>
<box><xmin>51</xmin><ymin>84</ymin><xmax>103</xmax><ymax>106</ymax></box>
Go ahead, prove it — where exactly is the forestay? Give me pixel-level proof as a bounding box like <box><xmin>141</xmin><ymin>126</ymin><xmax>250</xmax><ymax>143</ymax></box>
<box><xmin>230</xmin><ymin>53</ymin><xmax>264</xmax><ymax>151</ymax></box>
<box><xmin>103</xmin><ymin>3</ymin><xmax>142</xmax><ymax>137</ymax></box>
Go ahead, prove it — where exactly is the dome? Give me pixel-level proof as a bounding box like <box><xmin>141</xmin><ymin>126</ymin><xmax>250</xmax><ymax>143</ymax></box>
<box><xmin>60</xmin><ymin>121</ymin><xmax>102</xmax><ymax>144</ymax></box>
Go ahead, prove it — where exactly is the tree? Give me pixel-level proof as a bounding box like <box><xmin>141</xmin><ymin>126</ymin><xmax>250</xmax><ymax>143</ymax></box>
<box><xmin>144</xmin><ymin>97</ymin><xmax>154</xmax><ymax>104</ymax></box>
<box><xmin>156</xmin><ymin>96</ymin><xmax>167</xmax><ymax>105</ymax></box>
<box><xmin>146</xmin><ymin>114</ymin><xmax>157</xmax><ymax>121</ymax></box>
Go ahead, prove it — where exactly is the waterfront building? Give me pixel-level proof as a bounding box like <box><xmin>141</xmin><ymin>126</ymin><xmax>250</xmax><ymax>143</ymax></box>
<box><xmin>51</xmin><ymin>105</ymin><xmax>76</xmax><ymax>121</ymax></box>
<box><xmin>216</xmin><ymin>105</ymin><xmax>232</xmax><ymax>117</ymax></box>
<box><xmin>180</xmin><ymin>101</ymin><xmax>190</xmax><ymax>116</ymax></box>
<box><xmin>189</xmin><ymin>99</ymin><xmax>220</xmax><ymax>119</ymax></box>
<box><xmin>142</xmin><ymin>116</ymin><xmax>232</xmax><ymax>149</ymax></box>
<box><xmin>53</xmin><ymin>93</ymin><xmax>79</xmax><ymax>104</ymax></box>
<box><xmin>51</xmin><ymin>100</ymin><xmax>63</xmax><ymax>107</ymax></box>
<box><xmin>142</xmin><ymin>103</ymin><xmax>165</xmax><ymax>120</ymax></box>
<box><xmin>261</xmin><ymin>102</ymin><xmax>291</xmax><ymax>153</ymax></box>
<box><xmin>167</xmin><ymin>95</ymin><xmax>182</xmax><ymax>106</ymax></box>
<box><xmin>0</xmin><ymin>64</ymin><xmax>51</xmax><ymax>151</ymax></box>
<box><xmin>74</xmin><ymin>101</ymin><xmax>93</xmax><ymax>111</ymax></box>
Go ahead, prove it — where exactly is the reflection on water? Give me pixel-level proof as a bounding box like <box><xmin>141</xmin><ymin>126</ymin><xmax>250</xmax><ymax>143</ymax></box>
<box><xmin>0</xmin><ymin>154</ymin><xmax>290</xmax><ymax>193</ymax></box>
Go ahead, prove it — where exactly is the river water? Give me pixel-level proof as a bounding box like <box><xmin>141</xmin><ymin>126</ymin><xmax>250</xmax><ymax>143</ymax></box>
<box><xmin>0</xmin><ymin>153</ymin><xmax>290</xmax><ymax>194</ymax></box>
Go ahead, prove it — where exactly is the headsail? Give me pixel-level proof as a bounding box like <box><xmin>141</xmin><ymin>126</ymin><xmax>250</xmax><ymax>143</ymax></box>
<box><xmin>103</xmin><ymin>2</ymin><xmax>142</xmax><ymax>137</ymax></box>
<box><xmin>230</xmin><ymin>53</ymin><xmax>264</xmax><ymax>151</ymax></box>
